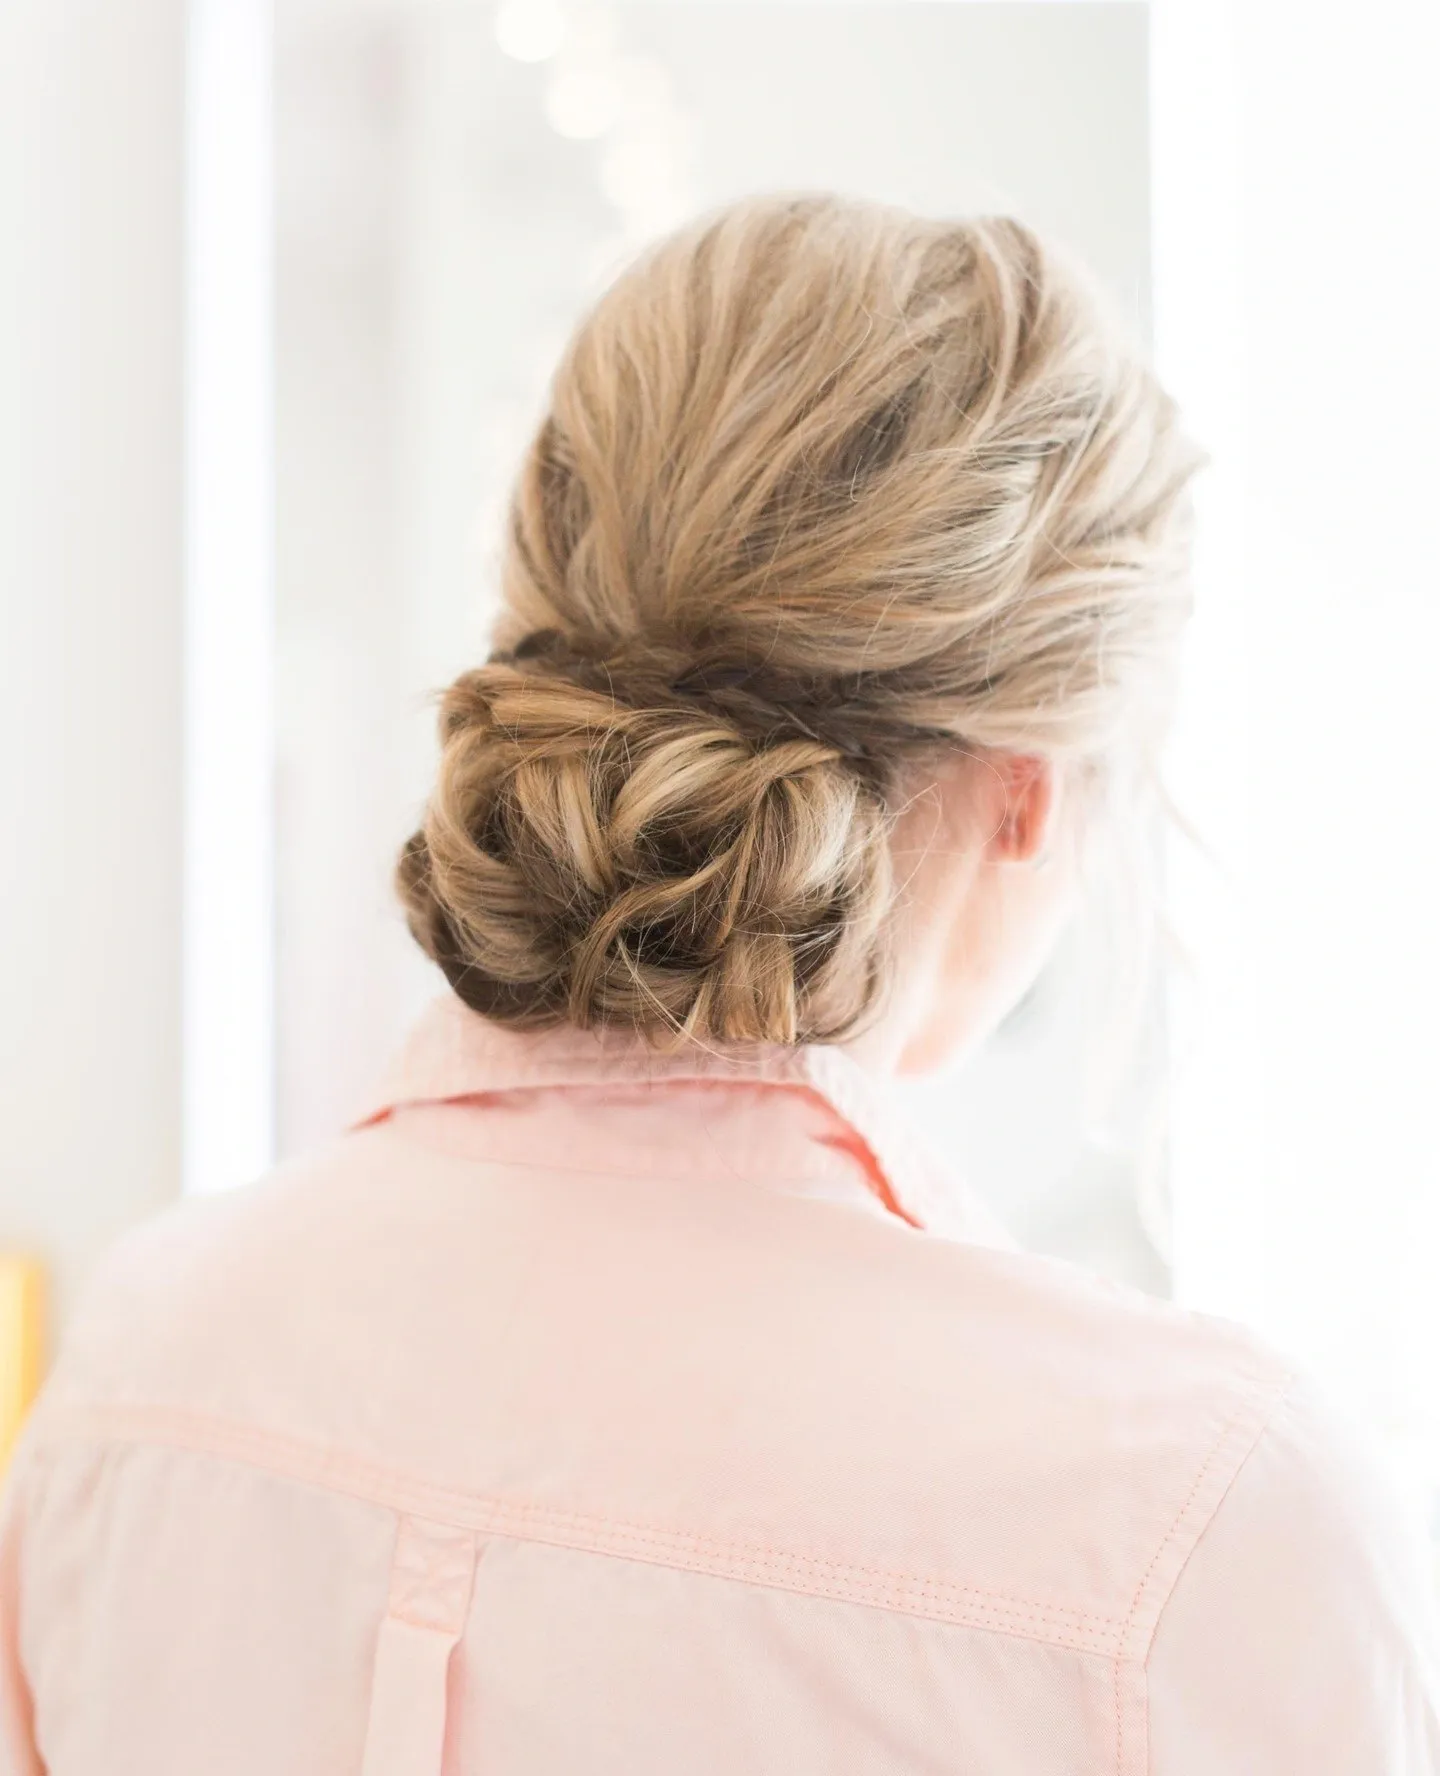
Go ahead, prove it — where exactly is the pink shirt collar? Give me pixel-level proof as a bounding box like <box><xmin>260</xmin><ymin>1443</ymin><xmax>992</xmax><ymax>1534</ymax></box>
<box><xmin>355</xmin><ymin>993</ymin><xmax>1014</xmax><ymax>1249</ymax></box>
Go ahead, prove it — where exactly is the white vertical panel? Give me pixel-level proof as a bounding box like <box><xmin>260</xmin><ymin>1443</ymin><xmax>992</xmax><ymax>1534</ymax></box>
<box><xmin>0</xmin><ymin>0</ymin><xmax>185</xmax><ymax>1317</ymax></box>
<box><xmin>1149</xmin><ymin>0</ymin><xmax>1269</xmax><ymax>1320</ymax></box>
<box><xmin>184</xmin><ymin>0</ymin><xmax>276</xmax><ymax>1192</ymax></box>
<box><xmin>1155</xmin><ymin>0</ymin><xmax>1440</xmax><ymax>1498</ymax></box>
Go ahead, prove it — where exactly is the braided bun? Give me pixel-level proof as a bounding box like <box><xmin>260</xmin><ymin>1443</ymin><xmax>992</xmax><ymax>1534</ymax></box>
<box><xmin>399</xmin><ymin>664</ymin><xmax>891</xmax><ymax>1041</ymax></box>
<box><xmin>400</xmin><ymin>196</ymin><xmax>1198</xmax><ymax>1044</ymax></box>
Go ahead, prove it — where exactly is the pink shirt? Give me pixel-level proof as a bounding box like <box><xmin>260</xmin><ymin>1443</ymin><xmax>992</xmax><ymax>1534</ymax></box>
<box><xmin>1</xmin><ymin>993</ymin><xmax>1437</xmax><ymax>1773</ymax></box>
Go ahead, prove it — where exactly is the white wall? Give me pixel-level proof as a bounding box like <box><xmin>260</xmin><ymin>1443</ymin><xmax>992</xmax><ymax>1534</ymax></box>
<box><xmin>635</xmin><ymin>1</ymin><xmax>1151</xmax><ymax>337</ymax></box>
<box><xmin>0</xmin><ymin>0</ymin><xmax>186</xmax><ymax>1323</ymax></box>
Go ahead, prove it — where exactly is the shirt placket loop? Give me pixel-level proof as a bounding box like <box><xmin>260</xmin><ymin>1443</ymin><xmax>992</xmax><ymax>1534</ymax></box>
<box><xmin>360</xmin><ymin>1515</ymin><xmax>480</xmax><ymax>1776</ymax></box>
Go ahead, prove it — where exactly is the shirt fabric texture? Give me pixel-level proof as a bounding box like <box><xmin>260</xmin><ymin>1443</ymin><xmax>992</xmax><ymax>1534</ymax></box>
<box><xmin>1</xmin><ymin>992</ymin><xmax>1436</xmax><ymax>1773</ymax></box>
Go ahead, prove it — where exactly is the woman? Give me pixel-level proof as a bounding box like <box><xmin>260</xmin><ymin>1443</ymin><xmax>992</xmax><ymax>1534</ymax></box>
<box><xmin>2</xmin><ymin>196</ymin><xmax>1436</xmax><ymax>1773</ymax></box>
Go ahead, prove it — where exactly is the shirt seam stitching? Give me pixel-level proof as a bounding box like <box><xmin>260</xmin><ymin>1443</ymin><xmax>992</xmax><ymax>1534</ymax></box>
<box><xmin>1123</xmin><ymin>1371</ymin><xmax>1297</xmax><ymax>1655</ymax></box>
<box><xmin>37</xmin><ymin>1398</ymin><xmax>1134</xmax><ymax>1657</ymax></box>
<box><xmin>1109</xmin><ymin>1370</ymin><xmax>1297</xmax><ymax>1774</ymax></box>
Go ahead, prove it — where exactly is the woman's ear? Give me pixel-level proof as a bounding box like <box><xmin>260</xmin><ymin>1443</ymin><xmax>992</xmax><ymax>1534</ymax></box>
<box><xmin>983</xmin><ymin>753</ymin><xmax>1057</xmax><ymax>863</ymax></box>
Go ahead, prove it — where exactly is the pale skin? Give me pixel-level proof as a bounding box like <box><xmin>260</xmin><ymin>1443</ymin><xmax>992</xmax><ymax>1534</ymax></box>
<box><xmin>845</xmin><ymin>748</ymin><xmax>1081</xmax><ymax>1078</ymax></box>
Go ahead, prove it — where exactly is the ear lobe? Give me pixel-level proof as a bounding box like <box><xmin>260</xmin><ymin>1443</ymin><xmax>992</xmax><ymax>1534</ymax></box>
<box><xmin>986</xmin><ymin>753</ymin><xmax>1055</xmax><ymax>862</ymax></box>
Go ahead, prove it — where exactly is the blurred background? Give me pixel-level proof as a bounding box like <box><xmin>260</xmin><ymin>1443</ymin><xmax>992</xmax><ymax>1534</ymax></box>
<box><xmin>1</xmin><ymin>0</ymin><xmax>1437</xmax><ymax>1528</ymax></box>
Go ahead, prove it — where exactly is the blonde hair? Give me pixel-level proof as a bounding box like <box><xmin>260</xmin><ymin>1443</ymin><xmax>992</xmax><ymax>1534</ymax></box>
<box><xmin>399</xmin><ymin>196</ymin><xmax>1198</xmax><ymax>1045</ymax></box>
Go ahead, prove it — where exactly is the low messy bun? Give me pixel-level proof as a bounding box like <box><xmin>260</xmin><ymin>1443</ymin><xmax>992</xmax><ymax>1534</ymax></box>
<box><xmin>400</xmin><ymin>196</ymin><xmax>1198</xmax><ymax>1044</ymax></box>
<box><xmin>399</xmin><ymin>663</ymin><xmax>892</xmax><ymax>1042</ymax></box>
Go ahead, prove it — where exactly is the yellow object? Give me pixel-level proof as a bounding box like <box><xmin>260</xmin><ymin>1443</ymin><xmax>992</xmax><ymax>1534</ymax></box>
<box><xmin>0</xmin><ymin>1256</ymin><xmax>44</xmax><ymax>1472</ymax></box>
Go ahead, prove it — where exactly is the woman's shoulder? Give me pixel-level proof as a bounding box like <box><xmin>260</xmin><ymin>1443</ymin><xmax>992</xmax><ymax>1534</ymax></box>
<box><xmin>1144</xmin><ymin>1368</ymin><xmax>1440</xmax><ymax>1766</ymax></box>
<box><xmin>44</xmin><ymin>1122</ymin><xmax>1296</xmax><ymax>1484</ymax></box>
<box><xmin>26</xmin><ymin>1123</ymin><xmax>1424</xmax><ymax>1686</ymax></box>
<box><xmin>31</xmin><ymin>1131</ymin><xmax>372</xmax><ymax>1414</ymax></box>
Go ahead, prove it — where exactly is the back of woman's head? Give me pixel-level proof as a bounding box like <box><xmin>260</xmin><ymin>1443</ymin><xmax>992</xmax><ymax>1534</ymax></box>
<box><xmin>399</xmin><ymin>195</ymin><xmax>1198</xmax><ymax>1046</ymax></box>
